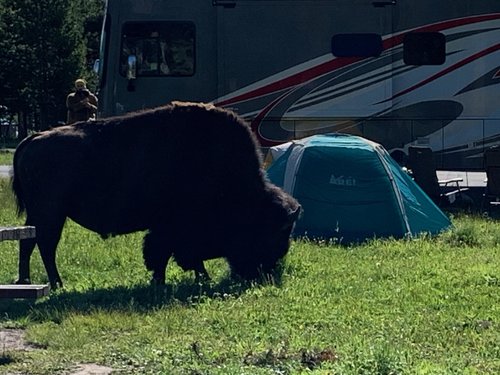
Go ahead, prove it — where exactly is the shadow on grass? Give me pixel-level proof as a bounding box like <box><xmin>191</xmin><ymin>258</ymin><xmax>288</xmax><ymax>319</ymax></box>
<box><xmin>0</xmin><ymin>270</ymin><xmax>284</xmax><ymax>323</ymax></box>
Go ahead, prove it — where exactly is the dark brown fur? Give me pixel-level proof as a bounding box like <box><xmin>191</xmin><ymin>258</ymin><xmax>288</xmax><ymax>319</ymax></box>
<box><xmin>12</xmin><ymin>102</ymin><xmax>300</xmax><ymax>287</ymax></box>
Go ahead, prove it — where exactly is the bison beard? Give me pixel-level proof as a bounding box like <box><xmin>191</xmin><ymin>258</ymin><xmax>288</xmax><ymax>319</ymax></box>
<box><xmin>12</xmin><ymin>101</ymin><xmax>300</xmax><ymax>288</ymax></box>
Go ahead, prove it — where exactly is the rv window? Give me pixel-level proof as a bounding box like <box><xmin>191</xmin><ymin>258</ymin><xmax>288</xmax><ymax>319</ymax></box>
<box><xmin>120</xmin><ymin>22</ymin><xmax>195</xmax><ymax>77</ymax></box>
<box><xmin>331</xmin><ymin>33</ymin><xmax>382</xmax><ymax>57</ymax></box>
<box><xmin>403</xmin><ymin>32</ymin><xmax>445</xmax><ymax>65</ymax></box>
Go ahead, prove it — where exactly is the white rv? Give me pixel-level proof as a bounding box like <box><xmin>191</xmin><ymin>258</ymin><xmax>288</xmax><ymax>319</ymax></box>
<box><xmin>96</xmin><ymin>0</ymin><xmax>500</xmax><ymax>170</ymax></box>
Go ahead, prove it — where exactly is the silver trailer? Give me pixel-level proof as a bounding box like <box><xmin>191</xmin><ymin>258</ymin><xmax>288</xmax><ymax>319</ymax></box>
<box><xmin>96</xmin><ymin>0</ymin><xmax>500</xmax><ymax>169</ymax></box>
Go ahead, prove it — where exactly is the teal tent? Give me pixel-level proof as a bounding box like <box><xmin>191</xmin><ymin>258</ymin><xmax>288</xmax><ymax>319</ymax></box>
<box><xmin>266</xmin><ymin>133</ymin><xmax>451</xmax><ymax>242</ymax></box>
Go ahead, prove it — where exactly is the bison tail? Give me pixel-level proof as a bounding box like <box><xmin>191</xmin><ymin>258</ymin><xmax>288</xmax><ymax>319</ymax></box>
<box><xmin>11</xmin><ymin>171</ymin><xmax>25</xmax><ymax>216</ymax></box>
<box><xmin>11</xmin><ymin>135</ymin><xmax>35</xmax><ymax>216</ymax></box>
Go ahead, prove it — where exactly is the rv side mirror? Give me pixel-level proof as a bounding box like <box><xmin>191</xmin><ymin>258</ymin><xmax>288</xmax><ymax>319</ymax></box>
<box><xmin>127</xmin><ymin>55</ymin><xmax>137</xmax><ymax>80</ymax></box>
<box><xmin>93</xmin><ymin>59</ymin><xmax>100</xmax><ymax>74</ymax></box>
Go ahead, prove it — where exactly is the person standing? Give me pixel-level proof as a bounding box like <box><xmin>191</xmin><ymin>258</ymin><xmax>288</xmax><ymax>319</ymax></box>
<box><xmin>66</xmin><ymin>79</ymin><xmax>98</xmax><ymax>124</ymax></box>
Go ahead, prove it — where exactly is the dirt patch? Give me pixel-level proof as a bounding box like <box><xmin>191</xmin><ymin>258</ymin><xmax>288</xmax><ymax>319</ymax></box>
<box><xmin>0</xmin><ymin>328</ymin><xmax>37</xmax><ymax>351</ymax></box>
<box><xmin>67</xmin><ymin>364</ymin><xmax>114</xmax><ymax>375</ymax></box>
<box><xmin>1</xmin><ymin>329</ymin><xmax>114</xmax><ymax>374</ymax></box>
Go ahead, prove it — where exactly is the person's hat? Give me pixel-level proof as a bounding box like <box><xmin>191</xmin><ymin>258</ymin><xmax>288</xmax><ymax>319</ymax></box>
<box><xmin>75</xmin><ymin>79</ymin><xmax>87</xmax><ymax>89</ymax></box>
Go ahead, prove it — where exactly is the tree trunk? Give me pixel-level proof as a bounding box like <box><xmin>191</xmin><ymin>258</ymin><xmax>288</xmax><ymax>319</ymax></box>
<box><xmin>17</xmin><ymin>111</ymin><xmax>28</xmax><ymax>140</ymax></box>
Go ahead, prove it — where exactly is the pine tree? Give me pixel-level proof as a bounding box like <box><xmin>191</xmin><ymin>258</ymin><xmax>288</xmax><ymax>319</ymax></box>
<box><xmin>0</xmin><ymin>0</ymin><xmax>104</xmax><ymax>136</ymax></box>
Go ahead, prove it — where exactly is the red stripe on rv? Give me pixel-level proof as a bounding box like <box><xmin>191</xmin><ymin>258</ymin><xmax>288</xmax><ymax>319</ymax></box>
<box><xmin>250</xmin><ymin>95</ymin><xmax>290</xmax><ymax>146</ymax></box>
<box><xmin>383</xmin><ymin>13</ymin><xmax>500</xmax><ymax>50</ymax></box>
<box><xmin>216</xmin><ymin>57</ymin><xmax>361</xmax><ymax>107</ymax></box>
<box><xmin>387</xmin><ymin>43</ymin><xmax>500</xmax><ymax>102</ymax></box>
<box><xmin>216</xmin><ymin>13</ymin><xmax>500</xmax><ymax>108</ymax></box>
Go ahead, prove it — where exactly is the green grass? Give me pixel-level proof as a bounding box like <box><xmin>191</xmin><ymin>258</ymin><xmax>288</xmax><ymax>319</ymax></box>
<box><xmin>0</xmin><ymin>150</ymin><xmax>14</xmax><ymax>165</ymax></box>
<box><xmin>0</xmin><ymin>178</ymin><xmax>499</xmax><ymax>374</ymax></box>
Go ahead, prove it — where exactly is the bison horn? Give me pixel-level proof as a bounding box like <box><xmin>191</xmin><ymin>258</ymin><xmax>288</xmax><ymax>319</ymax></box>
<box><xmin>284</xmin><ymin>205</ymin><xmax>301</xmax><ymax>229</ymax></box>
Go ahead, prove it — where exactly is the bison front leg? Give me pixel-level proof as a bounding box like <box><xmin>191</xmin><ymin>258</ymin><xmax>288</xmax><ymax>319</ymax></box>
<box><xmin>192</xmin><ymin>260</ymin><xmax>210</xmax><ymax>283</ymax></box>
<box><xmin>143</xmin><ymin>230</ymin><xmax>172</xmax><ymax>285</ymax></box>
<box><xmin>172</xmin><ymin>254</ymin><xmax>211</xmax><ymax>282</ymax></box>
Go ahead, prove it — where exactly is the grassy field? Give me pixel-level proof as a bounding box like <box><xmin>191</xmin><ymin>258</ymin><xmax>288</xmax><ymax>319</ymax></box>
<box><xmin>0</xmin><ymin>150</ymin><xmax>14</xmax><ymax>165</ymax></box>
<box><xmin>0</xmin><ymin>177</ymin><xmax>499</xmax><ymax>374</ymax></box>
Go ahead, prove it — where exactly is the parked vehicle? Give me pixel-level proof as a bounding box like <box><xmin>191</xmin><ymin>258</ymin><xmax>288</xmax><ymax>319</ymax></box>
<box><xmin>96</xmin><ymin>0</ymin><xmax>500</xmax><ymax>170</ymax></box>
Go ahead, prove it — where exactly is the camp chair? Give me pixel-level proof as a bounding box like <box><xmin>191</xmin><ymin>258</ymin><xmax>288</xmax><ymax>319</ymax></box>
<box><xmin>482</xmin><ymin>146</ymin><xmax>500</xmax><ymax>214</ymax></box>
<box><xmin>407</xmin><ymin>146</ymin><xmax>466</xmax><ymax>206</ymax></box>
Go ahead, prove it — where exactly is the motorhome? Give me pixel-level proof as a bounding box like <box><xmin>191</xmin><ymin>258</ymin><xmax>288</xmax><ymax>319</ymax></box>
<box><xmin>96</xmin><ymin>0</ymin><xmax>500</xmax><ymax>170</ymax></box>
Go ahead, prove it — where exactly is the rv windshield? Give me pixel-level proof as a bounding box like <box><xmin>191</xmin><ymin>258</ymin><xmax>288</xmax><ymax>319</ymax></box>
<box><xmin>120</xmin><ymin>21</ymin><xmax>195</xmax><ymax>77</ymax></box>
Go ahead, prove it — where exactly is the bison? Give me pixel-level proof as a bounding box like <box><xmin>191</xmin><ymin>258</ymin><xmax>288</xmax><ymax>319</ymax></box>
<box><xmin>12</xmin><ymin>101</ymin><xmax>300</xmax><ymax>288</ymax></box>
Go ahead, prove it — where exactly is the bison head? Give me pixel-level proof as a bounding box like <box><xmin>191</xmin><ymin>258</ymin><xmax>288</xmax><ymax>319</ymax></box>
<box><xmin>227</xmin><ymin>184</ymin><xmax>301</xmax><ymax>280</ymax></box>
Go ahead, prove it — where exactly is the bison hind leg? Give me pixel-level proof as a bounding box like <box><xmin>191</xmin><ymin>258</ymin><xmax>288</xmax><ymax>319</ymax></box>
<box><xmin>143</xmin><ymin>230</ymin><xmax>172</xmax><ymax>285</ymax></box>
<box><xmin>17</xmin><ymin>215</ymin><xmax>65</xmax><ymax>289</ymax></box>
<box><xmin>16</xmin><ymin>236</ymin><xmax>37</xmax><ymax>285</ymax></box>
